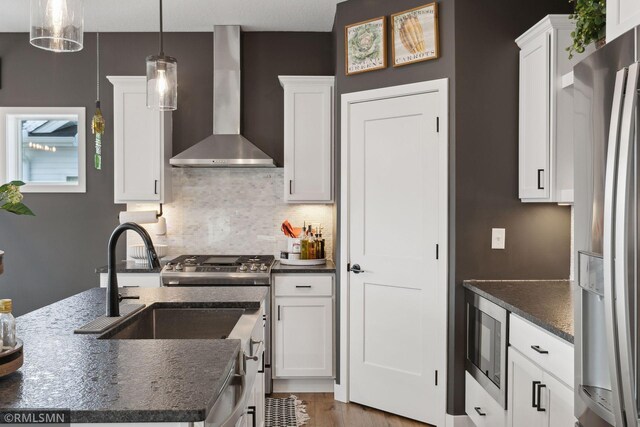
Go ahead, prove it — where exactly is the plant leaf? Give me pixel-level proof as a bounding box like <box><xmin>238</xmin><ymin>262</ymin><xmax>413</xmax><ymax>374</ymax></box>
<box><xmin>1</xmin><ymin>202</ymin><xmax>35</xmax><ymax>216</ymax></box>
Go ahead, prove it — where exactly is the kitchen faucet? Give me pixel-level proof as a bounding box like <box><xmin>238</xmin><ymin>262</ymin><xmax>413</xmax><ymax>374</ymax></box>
<box><xmin>107</xmin><ymin>222</ymin><xmax>160</xmax><ymax>317</ymax></box>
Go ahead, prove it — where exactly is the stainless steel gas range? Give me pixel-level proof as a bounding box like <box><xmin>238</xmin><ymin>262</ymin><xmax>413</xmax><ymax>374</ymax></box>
<box><xmin>161</xmin><ymin>254</ymin><xmax>275</xmax><ymax>393</ymax></box>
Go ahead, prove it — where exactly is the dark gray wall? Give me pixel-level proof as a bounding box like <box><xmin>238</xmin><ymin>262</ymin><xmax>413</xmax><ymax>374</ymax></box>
<box><xmin>0</xmin><ymin>31</ymin><xmax>332</xmax><ymax>316</ymax></box>
<box><xmin>451</xmin><ymin>0</ymin><xmax>573</xmax><ymax>414</ymax></box>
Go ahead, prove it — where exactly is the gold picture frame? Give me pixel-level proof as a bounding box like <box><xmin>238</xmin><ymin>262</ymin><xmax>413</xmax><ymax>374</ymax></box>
<box><xmin>391</xmin><ymin>3</ymin><xmax>440</xmax><ymax>67</ymax></box>
<box><xmin>345</xmin><ymin>16</ymin><xmax>387</xmax><ymax>76</ymax></box>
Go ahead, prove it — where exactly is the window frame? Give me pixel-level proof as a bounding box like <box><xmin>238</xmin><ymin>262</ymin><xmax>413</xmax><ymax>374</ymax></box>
<box><xmin>0</xmin><ymin>107</ymin><xmax>86</xmax><ymax>193</ymax></box>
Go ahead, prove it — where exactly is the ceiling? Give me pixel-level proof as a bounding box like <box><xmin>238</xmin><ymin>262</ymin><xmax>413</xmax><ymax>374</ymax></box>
<box><xmin>0</xmin><ymin>0</ymin><xmax>348</xmax><ymax>33</ymax></box>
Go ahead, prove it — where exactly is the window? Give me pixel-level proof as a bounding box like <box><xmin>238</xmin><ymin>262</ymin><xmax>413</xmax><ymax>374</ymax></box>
<box><xmin>0</xmin><ymin>107</ymin><xmax>86</xmax><ymax>193</ymax></box>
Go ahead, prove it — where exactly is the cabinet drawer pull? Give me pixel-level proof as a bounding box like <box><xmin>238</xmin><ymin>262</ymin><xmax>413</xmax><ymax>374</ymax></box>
<box><xmin>536</xmin><ymin>383</ymin><xmax>546</xmax><ymax>412</ymax></box>
<box><xmin>537</xmin><ymin>169</ymin><xmax>544</xmax><ymax>190</ymax></box>
<box><xmin>474</xmin><ymin>407</ymin><xmax>486</xmax><ymax>416</ymax></box>
<box><xmin>532</xmin><ymin>381</ymin><xmax>540</xmax><ymax>407</ymax></box>
<box><xmin>531</xmin><ymin>345</ymin><xmax>549</xmax><ymax>354</ymax></box>
<box><xmin>295</xmin><ymin>285</ymin><xmax>312</xmax><ymax>288</ymax></box>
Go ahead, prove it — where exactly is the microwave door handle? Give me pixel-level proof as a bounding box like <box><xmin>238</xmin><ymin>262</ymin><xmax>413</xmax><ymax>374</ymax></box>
<box><xmin>603</xmin><ymin>66</ymin><xmax>628</xmax><ymax>427</ymax></box>
<box><xmin>614</xmin><ymin>61</ymin><xmax>640</xmax><ymax>427</ymax></box>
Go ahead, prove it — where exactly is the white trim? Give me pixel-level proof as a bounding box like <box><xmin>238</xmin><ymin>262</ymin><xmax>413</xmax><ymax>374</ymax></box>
<box><xmin>272</xmin><ymin>378</ymin><xmax>335</xmax><ymax>393</ymax></box>
<box><xmin>445</xmin><ymin>414</ymin><xmax>474</xmax><ymax>427</ymax></box>
<box><xmin>338</xmin><ymin>79</ymin><xmax>449</xmax><ymax>421</ymax></box>
<box><xmin>0</xmin><ymin>107</ymin><xmax>86</xmax><ymax>193</ymax></box>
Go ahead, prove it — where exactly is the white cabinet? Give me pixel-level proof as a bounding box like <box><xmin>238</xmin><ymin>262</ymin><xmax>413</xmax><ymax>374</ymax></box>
<box><xmin>279</xmin><ymin>76</ymin><xmax>334</xmax><ymax>203</ymax></box>
<box><xmin>506</xmin><ymin>313</ymin><xmax>576</xmax><ymax>427</ymax></box>
<box><xmin>108</xmin><ymin>76</ymin><xmax>172</xmax><ymax>204</ymax></box>
<box><xmin>516</xmin><ymin>15</ymin><xmax>591</xmax><ymax>203</ymax></box>
<box><xmin>465</xmin><ymin>372</ymin><xmax>507</xmax><ymax>427</ymax></box>
<box><xmin>607</xmin><ymin>0</ymin><xmax>640</xmax><ymax>44</ymax></box>
<box><xmin>273</xmin><ymin>274</ymin><xmax>334</xmax><ymax>378</ymax></box>
<box><xmin>508</xmin><ymin>347</ymin><xmax>574</xmax><ymax>427</ymax></box>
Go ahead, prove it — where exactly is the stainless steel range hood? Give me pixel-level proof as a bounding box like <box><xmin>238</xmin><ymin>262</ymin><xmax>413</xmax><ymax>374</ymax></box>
<box><xmin>170</xmin><ymin>26</ymin><xmax>276</xmax><ymax>167</ymax></box>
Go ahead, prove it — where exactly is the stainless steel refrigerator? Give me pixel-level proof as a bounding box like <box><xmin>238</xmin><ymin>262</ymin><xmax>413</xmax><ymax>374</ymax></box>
<box><xmin>574</xmin><ymin>28</ymin><xmax>640</xmax><ymax>427</ymax></box>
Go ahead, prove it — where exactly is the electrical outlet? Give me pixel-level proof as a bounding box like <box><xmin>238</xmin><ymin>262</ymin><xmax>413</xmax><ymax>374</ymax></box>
<box><xmin>492</xmin><ymin>228</ymin><xmax>506</xmax><ymax>250</ymax></box>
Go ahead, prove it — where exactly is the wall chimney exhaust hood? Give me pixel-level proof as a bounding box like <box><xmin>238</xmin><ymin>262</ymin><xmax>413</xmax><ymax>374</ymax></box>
<box><xmin>170</xmin><ymin>26</ymin><xmax>276</xmax><ymax>167</ymax></box>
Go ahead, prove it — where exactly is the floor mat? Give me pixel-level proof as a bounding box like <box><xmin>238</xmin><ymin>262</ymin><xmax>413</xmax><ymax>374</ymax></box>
<box><xmin>265</xmin><ymin>395</ymin><xmax>310</xmax><ymax>426</ymax></box>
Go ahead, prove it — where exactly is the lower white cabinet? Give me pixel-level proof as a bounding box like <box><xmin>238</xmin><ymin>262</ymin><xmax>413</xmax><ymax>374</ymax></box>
<box><xmin>99</xmin><ymin>273</ymin><xmax>161</xmax><ymax>288</ymax></box>
<box><xmin>465</xmin><ymin>372</ymin><xmax>506</xmax><ymax>427</ymax></box>
<box><xmin>273</xmin><ymin>274</ymin><xmax>334</xmax><ymax>378</ymax></box>
<box><xmin>507</xmin><ymin>347</ymin><xmax>574</xmax><ymax>427</ymax></box>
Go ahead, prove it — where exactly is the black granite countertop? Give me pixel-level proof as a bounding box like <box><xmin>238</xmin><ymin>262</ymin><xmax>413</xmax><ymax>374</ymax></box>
<box><xmin>463</xmin><ymin>280</ymin><xmax>574</xmax><ymax>344</ymax></box>
<box><xmin>272</xmin><ymin>260</ymin><xmax>336</xmax><ymax>274</ymax></box>
<box><xmin>95</xmin><ymin>260</ymin><xmax>165</xmax><ymax>274</ymax></box>
<box><xmin>0</xmin><ymin>287</ymin><xmax>268</xmax><ymax>423</ymax></box>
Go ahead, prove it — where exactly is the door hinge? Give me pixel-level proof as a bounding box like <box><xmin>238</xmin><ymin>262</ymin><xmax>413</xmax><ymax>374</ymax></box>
<box><xmin>436</xmin><ymin>117</ymin><xmax>440</xmax><ymax>132</ymax></box>
<box><xmin>436</xmin><ymin>244</ymin><xmax>439</xmax><ymax>260</ymax></box>
<box><xmin>435</xmin><ymin>370</ymin><xmax>438</xmax><ymax>386</ymax></box>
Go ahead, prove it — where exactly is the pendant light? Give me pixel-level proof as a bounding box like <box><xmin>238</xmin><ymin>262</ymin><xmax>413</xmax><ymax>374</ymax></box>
<box><xmin>146</xmin><ymin>0</ymin><xmax>177</xmax><ymax>111</ymax></box>
<box><xmin>30</xmin><ymin>0</ymin><xmax>84</xmax><ymax>52</ymax></box>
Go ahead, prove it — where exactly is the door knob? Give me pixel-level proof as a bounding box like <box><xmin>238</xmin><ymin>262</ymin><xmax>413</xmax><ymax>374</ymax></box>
<box><xmin>349</xmin><ymin>264</ymin><xmax>365</xmax><ymax>274</ymax></box>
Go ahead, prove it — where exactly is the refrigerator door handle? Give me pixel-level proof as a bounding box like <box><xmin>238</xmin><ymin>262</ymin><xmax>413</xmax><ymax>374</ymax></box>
<box><xmin>603</xmin><ymin>66</ymin><xmax>628</xmax><ymax>427</ymax></box>
<box><xmin>614</xmin><ymin>61</ymin><xmax>640</xmax><ymax>427</ymax></box>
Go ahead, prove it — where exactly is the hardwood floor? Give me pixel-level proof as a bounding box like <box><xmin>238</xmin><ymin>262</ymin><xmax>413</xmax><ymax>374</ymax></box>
<box><xmin>270</xmin><ymin>393</ymin><xmax>433</xmax><ymax>427</ymax></box>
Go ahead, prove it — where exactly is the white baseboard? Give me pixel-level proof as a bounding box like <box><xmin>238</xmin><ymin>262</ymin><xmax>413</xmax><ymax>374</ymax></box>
<box><xmin>272</xmin><ymin>378</ymin><xmax>335</xmax><ymax>393</ymax></box>
<box><xmin>445</xmin><ymin>414</ymin><xmax>473</xmax><ymax>427</ymax></box>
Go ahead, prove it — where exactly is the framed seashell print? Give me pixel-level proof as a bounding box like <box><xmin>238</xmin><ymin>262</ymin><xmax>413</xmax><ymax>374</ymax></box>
<box><xmin>345</xmin><ymin>17</ymin><xmax>387</xmax><ymax>75</ymax></box>
<box><xmin>391</xmin><ymin>3</ymin><xmax>440</xmax><ymax>67</ymax></box>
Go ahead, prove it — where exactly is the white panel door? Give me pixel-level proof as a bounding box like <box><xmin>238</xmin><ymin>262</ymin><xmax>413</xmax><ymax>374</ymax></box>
<box><xmin>112</xmin><ymin>78</ymin><xmax>162</xmax><ymax>202</ymax></box>
<box><xmin>348</xmin><ymin>90</ymin><xmax>444</xmax><ymax>424</ymax></box>
<box><xmin>519</xmin><ymin>31</ymin><xmax>550</xmax><ymax>200</ymax></box>
<box><xmin>274</xmin><ymin>296</ymin><xmax>333</xmax><ymax>378</ymax></box>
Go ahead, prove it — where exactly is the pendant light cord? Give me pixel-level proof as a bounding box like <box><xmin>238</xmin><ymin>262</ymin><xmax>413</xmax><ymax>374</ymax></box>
<box><xmin>159</xmin><ymin>0</ymin><xmax>164</xmax><ymax>55</ymax></box>
<box><xmin>96</xmin><ymin>32</ymin><xmax>100</xmax><ymax>103</ymax></box>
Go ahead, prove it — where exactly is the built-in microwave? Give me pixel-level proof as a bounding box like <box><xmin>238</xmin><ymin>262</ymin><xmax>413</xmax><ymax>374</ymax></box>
<box><xmin>466</xmin><ymin>291</ymin><xmax>508</xmax><ymax>408</ymax></box>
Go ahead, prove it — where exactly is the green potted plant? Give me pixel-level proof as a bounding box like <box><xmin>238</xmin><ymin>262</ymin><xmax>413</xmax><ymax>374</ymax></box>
<box><xmin>568</xmin><ymin>0</ymin><xmax>606</xmax><ymax>59</ymax></box>
<box><xmin>0</xmin><ymin>181</ymin><xmax>34</xmax><ymax>275</ymax></box>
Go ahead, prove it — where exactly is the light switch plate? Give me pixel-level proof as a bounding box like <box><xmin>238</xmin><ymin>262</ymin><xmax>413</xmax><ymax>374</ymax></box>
<box><xmin>492</xmin><ymin>228</ymin><xmax>506</xmax><ymax>250</ymax></box>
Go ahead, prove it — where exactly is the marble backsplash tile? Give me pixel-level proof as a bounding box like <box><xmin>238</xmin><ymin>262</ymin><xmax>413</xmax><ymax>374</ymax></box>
<box><xmin>127</xmin><ymin>168</ymin><xmax>335</xmax><ymax>260</ymax></box>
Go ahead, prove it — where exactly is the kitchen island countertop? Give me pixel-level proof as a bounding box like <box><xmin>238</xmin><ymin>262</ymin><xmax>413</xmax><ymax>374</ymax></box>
<box><xmin>0</xmin><ymin>286</ymin><xmax>267</xmax><ymax>423</ymax></box>
<box><xmin>463</xmin><ymin>280</ymin><xmax>574</xmax><ymax>344</ymax></box>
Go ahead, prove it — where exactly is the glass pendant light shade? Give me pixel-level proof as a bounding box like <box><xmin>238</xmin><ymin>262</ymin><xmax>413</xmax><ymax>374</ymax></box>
<box><xmin>146</xmin><ymin>55</ymin><xmax>177</xmax><ymax>111</ymax></box>
<box><xmin>30</xmin><ymin>0</ymin><xmax>84</xmax><ymax>52</ymax></box>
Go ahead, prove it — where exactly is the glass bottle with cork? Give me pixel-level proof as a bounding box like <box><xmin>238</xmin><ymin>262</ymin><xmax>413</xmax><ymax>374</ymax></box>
<box><xmin>0</xmin><ymin>299</ymin><xmax>16</xmax><ymax>350</ymax></box>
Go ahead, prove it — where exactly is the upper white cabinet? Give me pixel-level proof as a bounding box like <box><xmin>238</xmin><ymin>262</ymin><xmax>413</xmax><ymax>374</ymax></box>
<box><xmin>279</xmin><ymin>76</ymin><xmax>334</xmax><ymax>203</ymax></box>
<box><xmin>607</xmin><ymin>0</ymin><xmax>640</xmax><ymax>43</ymax></box>
<box><xmin>516</xmin><ymin>15</ymin><xmax>590</xmax><ymax>203</ymax></box>
<box><xmin>108</xmin><ymin>76</ymin><xmax>172</xmax><ymax>204</ymax></box>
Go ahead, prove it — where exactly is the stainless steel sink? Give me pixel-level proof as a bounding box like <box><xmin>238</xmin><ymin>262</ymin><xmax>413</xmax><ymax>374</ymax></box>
<box><xmin>99</xmin><ymin>307</ymin><xmax>245</xmax><ymax>340</ymax></box>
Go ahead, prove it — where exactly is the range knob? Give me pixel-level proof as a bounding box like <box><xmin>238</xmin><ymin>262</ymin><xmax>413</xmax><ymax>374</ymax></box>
<box><xmin>239</xmin><ymin>264</ymin><xmax>248</xmax><ymax>272</ymax></box>
<box><xmin>250</xmin><ymin>264</ymin><xmax>259</xmax><ymax>272</ymax></box>
<box><xmin>175</xmin><ymin>263</ymin><xmax>184</xmax><ymax>271</ymax></box>
<box><xmin>165</xmin><ymin>264</ymin><xmax>174</xmax><ymax>271</ymax></box>
<box><xmin>260</xmin><ymin>263</ymin><xmax>268</xmax><ymax>272</ymax></box>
